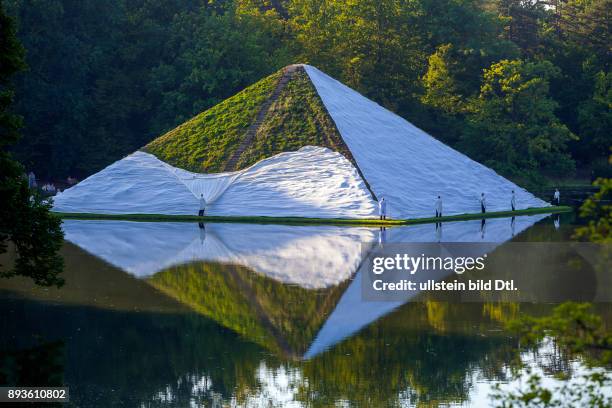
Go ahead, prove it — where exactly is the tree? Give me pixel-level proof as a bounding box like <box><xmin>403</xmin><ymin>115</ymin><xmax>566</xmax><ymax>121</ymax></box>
<box><xmin>421</xmin><ymin>44</ymin><xmax>464</xmax><ymax>115</ymax></box>
<box><xmin>576</xmin><ymin>71</ymin><xmax>612</xmax><ymax>175</ymax></box>
<box><xmin>574</xmin><ymin>154</ymin><xmax>612</xmax><ymax>243</ymax></box>
<box><xmin>0</xmin><ymin>3</ymin><xmax>64</xmax><ymax>287</ymax></box>
<box><xmin>463</xmin><ymin>59</ymin><xmax>577</xmax><ymax>185</ymax></box>
<box><xmin>497</xmin><ymin>0</ymin><xmax>549</xmax><ymax>57</ymax></box>
<box><xmin>420</xmin><ymin>43</ymin><xmax>467</xmax><ymax>146</ymax></box>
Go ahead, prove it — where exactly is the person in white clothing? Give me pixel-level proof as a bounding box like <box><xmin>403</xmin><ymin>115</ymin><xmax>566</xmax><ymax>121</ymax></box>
<box><xmin>553</xmin><ymin>188</ymin><xmax>560</xmax><ymax>206</ymax></box>
<box><xmin>480</xmin><ymin>193</ymin><xmax>486</xmax><ymax>214</ymax></box>
<box><xmin>511</xmin><ymin>190</ymin><xmax>516</xmax><ymax>211</ymax></box>
<box><xmin>198</xmin><ymin>194</ymin><xmax>207</xmax><ymax>216</ymax></box>
<box><xmin>379</xmin><ymin>197</ymin><xmax>387</xmax><ymax>220</ymax></box>
<box><xmin>435</xmin><ymin>196</ymin><xmax>443</xmax><ymax>218</ymax></box>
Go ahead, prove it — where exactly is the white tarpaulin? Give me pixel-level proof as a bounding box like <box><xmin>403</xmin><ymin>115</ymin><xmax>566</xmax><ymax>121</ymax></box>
<box><xmin>163</xmin><ymin>163</ymin><xmax>241</xmax><ymax>204</ymax></box>
<box><xmin>52</xmin><ymin>148</ymin><xmax>377</xmax><ymax>217</ymax></box>
<box><xmin>304</xmin><ymin>65</ymin><xmax>548</xmax><ymax>218</ymax></box>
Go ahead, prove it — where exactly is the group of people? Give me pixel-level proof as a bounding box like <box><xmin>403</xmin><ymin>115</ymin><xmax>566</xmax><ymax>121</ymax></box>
<box><xmin>41</xmin><ymin>183</ymin><xmax>57</xmax><ymax>194</ymax></box>
<box><xmin>376</xmin><ymin>188</ymin><xmax>561</xmax><ymax>220</ymax></box>
<box><xmin>196</xmin><ymin>188</ymin><xmax>562</xmax><ymax>220</ymax></box>
<box><xmin>26</xmin><ymin>171</ymin><xmax>79</xmax><ymax>195</ymax></box>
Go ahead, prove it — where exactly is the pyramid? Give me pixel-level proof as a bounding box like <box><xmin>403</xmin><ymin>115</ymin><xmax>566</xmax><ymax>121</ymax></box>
<box><xmin>53</xmin><ymin>64</ymin><xmax>547</xmax><ymax>218</ymax></box>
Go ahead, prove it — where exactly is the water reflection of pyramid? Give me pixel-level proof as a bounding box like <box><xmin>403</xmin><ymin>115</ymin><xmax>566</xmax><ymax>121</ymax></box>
<box><xmin>62</xmin><ymin>221</ymin><xmax>374</xmax><ymax>288</ymax></box>
<box><xmin>62</xmin><ymin>216</ymin><xmax>545</xmax><ymax>358</ymax></box>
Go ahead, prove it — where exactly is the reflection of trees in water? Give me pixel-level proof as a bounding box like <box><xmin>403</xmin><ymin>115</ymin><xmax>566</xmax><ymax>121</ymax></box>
<box><xmin>296</xmin><ymin>302</ymin><xmax>523</xmax><ymax>407</ymax></box>
<box><xmin>0</xmin><ymin>341</ymin><xmax>65</xmax><ymax>408</ymax></box>
<box><xmin>2</xmin><ymin>295</ymin><xmax>607</xmax><ymax>407</ymax></box>
<box><xmin>0</xmin><ymin>340</ymin><xmax>64</xmax><ymax>388</ymax></box>
<box><xmin>0</xmin><ymin>298</ymin><xmax>264</xmax><ymax>406</ymax></box>
<box><xmin>3</xmin><ymin>243</ymin><xmax>610</xmax><ymax>407</ymax></box>
<box><xmin>297</xmin><ymin>301</ymin><xmax>612</xmax><ymax>406</ymax></box>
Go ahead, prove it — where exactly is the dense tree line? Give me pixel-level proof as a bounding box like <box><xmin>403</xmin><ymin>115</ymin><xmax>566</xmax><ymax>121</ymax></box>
<box><xmin>0</xmin><ymin>3</ymin><xmax>64</xmax><ymax>287</ymax></box>
<box><xmin>5</xmin><ymin>0</ymin><xmax>610</xmax><ymax>187</ymax></box>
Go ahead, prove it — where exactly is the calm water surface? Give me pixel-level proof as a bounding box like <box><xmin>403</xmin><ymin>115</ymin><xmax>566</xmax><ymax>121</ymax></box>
<box><xmin>1</xmin><ymin>213</ymin><xmax>610</xmax><ymax>407</ymax></box>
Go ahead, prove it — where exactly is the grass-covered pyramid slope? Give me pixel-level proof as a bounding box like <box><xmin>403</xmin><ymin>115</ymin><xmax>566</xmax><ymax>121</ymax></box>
<box><xmin>143</xmin><ymin>70</ymin><xmax>281</xmax><ymax>173</ymax></box>
<box><xmin>143</xmin><ymin>65</ymin><xmax>358</xmax><ymax>174</ymax></box>
<box><xmin>235</xmin><ymin>66</ymin><xmax>356</xmax><ymax>171</ymax></box>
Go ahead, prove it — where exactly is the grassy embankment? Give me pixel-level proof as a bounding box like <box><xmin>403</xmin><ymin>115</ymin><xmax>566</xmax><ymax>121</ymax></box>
<box><xmin>54</xmin><ymin>206</ymin><xmax>571</xmax><ymax>226</ymax></box>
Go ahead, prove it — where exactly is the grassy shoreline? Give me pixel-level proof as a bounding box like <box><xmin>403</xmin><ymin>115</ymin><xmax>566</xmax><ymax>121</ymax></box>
<box><xmin>53</xmin><ymin>206</ymin><xmax>571</xmax><ymax>227</ymax></box>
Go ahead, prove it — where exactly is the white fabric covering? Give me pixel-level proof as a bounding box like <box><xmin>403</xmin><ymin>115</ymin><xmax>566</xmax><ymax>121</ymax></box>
<box><xmin>53</xmin><ymin>147</ymin><xmax>377</xmax><ymax>217</ymax></box>
<box><xmin>165</xmin><ymin>163</ymin><xmax>240</xmax><ymax>204</ymax></box>
<box><xmin>304</xmin><ymin>65</ymin><xmax>549</xmax><ymax>218</ymax></box>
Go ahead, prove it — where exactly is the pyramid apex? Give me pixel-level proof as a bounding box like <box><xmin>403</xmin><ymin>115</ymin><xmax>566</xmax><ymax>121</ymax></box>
<box><xmin>283</xmin><ymin>63</ymin><xmax>311</xmax><ymax>72</ymax></box>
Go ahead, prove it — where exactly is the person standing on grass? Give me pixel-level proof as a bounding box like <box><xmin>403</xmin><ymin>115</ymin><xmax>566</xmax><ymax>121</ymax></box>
<box><xmin>379</xmin><ymin>197</ymin><xmax>387</xmax><ymax>220</ymax></box>
<box><xmin>480</xmin><ymin>193</ymin><xmax>487</xmax><ymax>214</ymax></box>
<box><xmin>553</xmin><ymin>188</ymin><xmax>560</xmax><ymax>206</ymax></box>
<box><xmin>198</xmin><ymin>194</ymin><xmax>207</xmax><ymax>216</ymax></box>
<box><xmin>435</xmin><ymin>196</ymin><xmax>443</xmax><ymax>218</ymax></box>
<box><xmin>511</xmin><ymin>190</ymin><xmax>516</xmax><ymax>211</ymax></box>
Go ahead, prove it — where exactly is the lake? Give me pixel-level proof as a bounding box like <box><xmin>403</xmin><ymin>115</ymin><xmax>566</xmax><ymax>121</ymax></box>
<box><xmin>1</xmin><ymin>213</ymin><xmax>610</xmax><ymax>407</ymax></box>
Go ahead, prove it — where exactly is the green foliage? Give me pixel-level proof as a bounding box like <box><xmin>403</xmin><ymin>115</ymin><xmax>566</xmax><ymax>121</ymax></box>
<box><xmin>491</xmin><ymin>366</ymin><xmax>611</xmax><ymax>408</ymax></box>
<box><xmin>6</xmin><ymin>0</ymin><xmax>291</xmax><ymax>178</ymax></box>
<box><xmin>574</xmin><ymin>155</ymin><xmax>612</xmax><ymax>243</ymax></box>
<box><xmin>421</xmin><ymin>44</ymin><xmax>464</xmax><ymax>115</ymax></box>
<box><xmin>288</xmin><ymin>0</ymin><xmax>512</xmax><ymax>115</ymax></box>
<box><xmin>492</xmin><ymin>302</ymin><xmax>612</xmax><ymax>407</ymax></box>
<box><xmin>144</xmin><ymin>71</ymin><xmax>281</xmax><ymax>172</ymax></box>
<box><xmin>506</xmin><ymin>302</ymin><xmax>611</xmax><ymax>365</ymax></box>
<box><xmin>577</xmin><ymin>71</ymin><xmax>612</xmax><ymax>170</ymax></box>
<box><xmin>0</xmin><ymin>4</ymin><xmax>64</xmax><ymax>287</ymax></box>
<box><xmin>463</xmin><ymin>59</ymin><xmax>577</xmax><ymax>185</ymax></box>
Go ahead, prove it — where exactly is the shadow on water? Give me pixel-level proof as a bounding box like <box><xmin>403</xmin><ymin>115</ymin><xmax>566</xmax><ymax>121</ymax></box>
<box><xmin>0</xmin><ymin>213</ymin><xmax>610</xmax><ymax>406</ymax></box>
